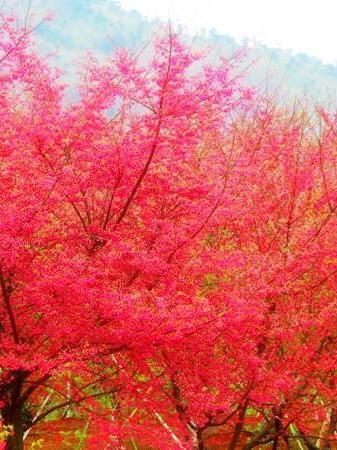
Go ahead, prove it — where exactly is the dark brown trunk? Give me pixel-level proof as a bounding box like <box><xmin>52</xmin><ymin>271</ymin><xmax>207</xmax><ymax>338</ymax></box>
<box><xmin>272</xmin><ymin>414</ymin><xmax>281</xmax><ymax>450</ymax></box>
<box><xmin>196</xmin><ymin>429</ymin><xmax>205</xmax><ymax>450</ymax></box>
<box><xmin>5</xmin><ymin>408</ymin><xmax>24</xmax><ymax>450</ymax></box>
<box><xmin>272</xmin><ymin>437</ymin><xmax>279</xmax><ymax>450</ymax></box>
<box><xmin>228</xmin><ymin>400</ymin><xmax>247</xmax><ymax>450</ymax></box>
<box><xmin>3</xmin><ymin>371</ymin><xmax>27</xmax><ymax>450</ymax></box>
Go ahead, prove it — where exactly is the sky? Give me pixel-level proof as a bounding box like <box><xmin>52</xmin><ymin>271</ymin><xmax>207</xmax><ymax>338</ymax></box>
<box><xmin>4</xmin><ymin>0</ymin><xmax>337</xmax><ymax>104</ymax></box>
<box><xmin>3</xmin><ymin>0</ymin><xmax>337</xmax><ymax>64</ymax></box>
<box><xmin>121</xmin><ymin>0</ymin><xmax>337</xmax><ymax>63</ymax></box>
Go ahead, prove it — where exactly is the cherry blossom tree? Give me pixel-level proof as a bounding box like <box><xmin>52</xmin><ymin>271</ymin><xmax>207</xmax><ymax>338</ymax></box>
<box><xmin>3</xmin><ymin>9</ymin><xmax>337</xmax><ymax>450</ymax></box>
<box><xmin>0</xmin><ymin>15</ymin><xmax>251</xmax><ymax>449</ymax></box>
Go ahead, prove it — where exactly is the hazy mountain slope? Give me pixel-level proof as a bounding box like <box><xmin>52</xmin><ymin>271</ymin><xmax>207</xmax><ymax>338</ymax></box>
<box><xmin>12</xmin><ymin>0</ymin><xmax>337</xmax><ymax>102</ymax></box>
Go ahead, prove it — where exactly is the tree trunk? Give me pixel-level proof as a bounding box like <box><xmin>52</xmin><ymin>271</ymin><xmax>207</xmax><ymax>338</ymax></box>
<box><xmin>228</xmin><ymin>400</ymin><xmax>247</xmax><ymax>450</ymax></box>
<box><xmin>272</xmin><ymin>436</ymin><xmax>279</xmax><ymax>450</ymax></box>
<box><xmin>5</xmin><ymin>408</ymin><xmax>24</xmax><ymax>450</ymax></box>
<box><xmin>272</xmin><ymin>414</ymin><xmax>281</xmax><ymax>450</ymax></box>
<box><xmin>3</xmin><ymin>371</ymin><xmax>26</xmax><ymax>450</ymax></box>
<box><xmin>196</xmin><ymin>428</ymin><xmax>205</xmax><ymax>450</ymax></box>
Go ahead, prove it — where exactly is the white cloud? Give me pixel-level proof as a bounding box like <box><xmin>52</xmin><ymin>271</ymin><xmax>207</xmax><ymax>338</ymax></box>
<box><xmin>120</xmin><ymin>0</ymin><xmax>337</xmax><ymax>63</ymax></box>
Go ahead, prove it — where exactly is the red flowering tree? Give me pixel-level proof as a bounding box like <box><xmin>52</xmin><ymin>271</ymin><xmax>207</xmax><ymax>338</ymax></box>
<box><xmin>0</xmin><ymin>14</ymin><xmax>252</xmax><ymax>449</ymax></box>
<box><xmin>99</xmin><ymin>99</ymin><xmax>337</xmax><ymax>449</ymax></box>
<box><xmin>3</xmin><ymin>10</ymin><xmax>337</xmax><ymax>450</ymax></box>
